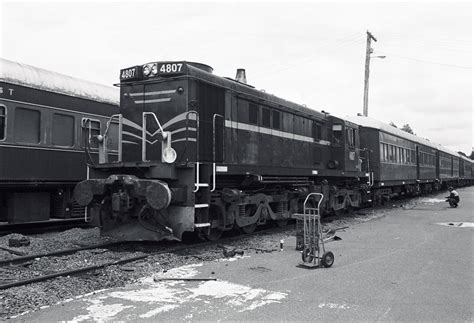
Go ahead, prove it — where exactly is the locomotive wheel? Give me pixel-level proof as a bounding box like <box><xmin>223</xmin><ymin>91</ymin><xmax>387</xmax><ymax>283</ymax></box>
<box><xmin>302</xmin><ymin>247</ymin><xmax>314</xmax><ymax>263</ymax></box>
<box><xmin>206</xmin><ymin>228</ymin><xmax>223</xmax><ymax>241</ymax></box>
<box><xmin>206</xmin><ymin>206</ymin><xmax>223</xmax><ymax>241</ymax></box>
<box><xmin>276</xmin><ymin>219</ymin><xmax>288</xmax><ymax>227</ymax></box>
<box><xmin>240</xmin><ymin>204</ymin><xmax>258</xmax><ymax>234</ymax></box>
<box><xmin>241</xmin><ymin>223</ymin><xmax>257</xmax><ymax>234</ymax></box>
<box><xmin>321</xmin><ymin>251</ymin><xmax>334</xmax><ymax>268</ymax></box>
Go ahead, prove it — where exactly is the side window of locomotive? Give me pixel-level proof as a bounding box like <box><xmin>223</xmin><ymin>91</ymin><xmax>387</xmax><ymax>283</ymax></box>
<box><xmin>312</xmin><ymin>121</ymin><xmax>322</xmax><ymax>140</ymax></box>
<box><xmin>14</xmin><ymin>107</ymin><xmax>41</xmax><ymax>144</ymax></box>
<box><xmin>236</xmin><ymin>98</ymin><xmax>248</xmax><ymax>124</ymax></box>
<box><xmin>52</xmin><ymin>113</ymin><xmax>75</xmax><ymax>147</ymax></box>
<box><xmin>272</xmin><ymin>110</ymin><xmax>281</xmax><ymax>130</ymax></box>
<box><xmin>261</xmin><ymin>107</ymin><xmax>271</xmax><ymax>128</ymax></box>
<box><xmin>249</xmin><ymin>103</ymin><xmax>259</xmax><ymax>126</ymax></box>
<box><xmin>282</xmin><ymin>113</ymin><xmax>293</xmax><ymax>133</ymax></box>
<box><xmin>0</xmin><ymin>105</ymin><xmax>5</xmax><ymax>140</ymax></box>
<box><xmin>332</xmin><ymin>124</ymin><xmax>343</xmax><ymax>145</ymax></box>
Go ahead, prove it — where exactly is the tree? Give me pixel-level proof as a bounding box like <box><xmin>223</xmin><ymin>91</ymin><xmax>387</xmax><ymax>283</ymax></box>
<box><xmin>389</xmin><ymin>121</ymin><xmax>397</xmax><ymax>128</ymax></box>
<box><xmin>470</xmin><ymin>150</ymin><xmax>474</xmax><ymax>160</ymax></box>
<box><xmin>401</xmin><ymin>124</ymin><xmax>415</xmax><ymax>135</ymax></box>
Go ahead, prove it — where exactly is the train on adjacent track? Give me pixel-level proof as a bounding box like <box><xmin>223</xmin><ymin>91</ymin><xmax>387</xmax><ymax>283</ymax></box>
<box><xmin>72</xmin><ymin>60</ymin><xmax>473</xmax><ymax>242</ymax></box>
<box><xmin>0</xmin><ymin>58</ymin><xmax>119</xmax><ymax>225</ymax></box>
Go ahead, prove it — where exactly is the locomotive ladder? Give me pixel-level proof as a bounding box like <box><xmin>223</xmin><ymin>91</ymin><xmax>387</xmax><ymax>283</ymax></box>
<box><xmin>193</xmin><ymin>113</ymin><xmax>224</xmax><ymax>230</ymax></box>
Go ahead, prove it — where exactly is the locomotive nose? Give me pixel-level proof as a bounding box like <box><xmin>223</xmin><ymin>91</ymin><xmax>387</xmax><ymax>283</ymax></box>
<box><xmin>73</xmin><ymin>175</ymin><xmax>172</xmax><ymax>210</ymax></box>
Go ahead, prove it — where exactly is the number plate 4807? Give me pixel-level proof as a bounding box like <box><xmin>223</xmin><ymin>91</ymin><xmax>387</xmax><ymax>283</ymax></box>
<box><xmin>157</xmin><ymin>62</ymin><xmax>184</xmax><ymax>75</ymax></box>
<box><xmin>120</xmin><ymin>66</ymin><xmax>140</xmax><ymax>81</ymax></box>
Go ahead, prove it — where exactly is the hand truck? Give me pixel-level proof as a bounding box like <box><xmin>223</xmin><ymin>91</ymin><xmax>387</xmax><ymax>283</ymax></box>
<box><xmin>299</xmin><ymin>193</ymin><xmax>334</xmax><ymax>268</ymax></box>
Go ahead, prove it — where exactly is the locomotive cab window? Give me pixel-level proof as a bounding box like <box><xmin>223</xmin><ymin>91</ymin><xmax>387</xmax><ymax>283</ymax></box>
<box><xmin>0</xmin><ymin>105</ymin><xmax>5</xmax><ymax>140</ymax></box>
<box><xmin>347</xmin><ymin>128</ymin><xmax>355</xmax><ymax>149</ymax></box>
<box><xmin>52</xmin><ymin>113</ymin><xmax>75</xmax><ymax>147</ymax></box>
<box><xmin>14</xmin><ymin>107</ymin><xmax>41</xmax><ymax>144</ymax></box>
<box><xmin>332</xmin><ymin>124</ymin><xmax>343</xmax><ymax>145</ymax></box>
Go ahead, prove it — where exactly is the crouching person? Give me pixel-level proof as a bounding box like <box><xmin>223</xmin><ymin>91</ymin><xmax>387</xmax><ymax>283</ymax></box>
<box><xmin>445</xmin><ymin>187</ymin><xmax>460</xmax><ymax>208</ymax></box>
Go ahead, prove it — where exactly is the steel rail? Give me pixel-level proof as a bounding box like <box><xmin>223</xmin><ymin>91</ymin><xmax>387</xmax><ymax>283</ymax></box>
<box><xmin>0</xmin><ymin>254</ymin><xmax>148</xmax><ymax>290</ymax></box>
<box><xmin>0</xmin><ymin>225</ymin><xmax>292</xmax><ymax>290</ymax></box>
<box><xmin>0</xmin><ymin>241</ymin><xmax>122</xmax><ymax>267</ymax></box>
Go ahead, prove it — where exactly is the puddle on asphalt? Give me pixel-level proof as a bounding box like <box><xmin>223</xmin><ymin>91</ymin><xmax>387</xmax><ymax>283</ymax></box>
<box><xmin>435</xmin><ymin>222</ymin><xmax>474</xmax><ymax>228</ymax></box>
<box><xmin>420</xmin><ymin>198</ymin><xmax>446</xmax><ymax>204</ymax></box>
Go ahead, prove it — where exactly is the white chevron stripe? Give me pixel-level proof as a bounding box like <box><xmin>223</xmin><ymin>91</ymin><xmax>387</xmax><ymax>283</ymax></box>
<box><xmin>224</xmin><ymin>120</ymin><xmax>330</xmax><ymax>145</ymax></box>
<box><xmin>135</xmin><ymin>98</ymin><xmax>171</xmax><ymax>104</ymax></box>
<box><xmin>129</xmin><ymin>89</ymin><xmax>176</xmax><ymax>97</ymax></box>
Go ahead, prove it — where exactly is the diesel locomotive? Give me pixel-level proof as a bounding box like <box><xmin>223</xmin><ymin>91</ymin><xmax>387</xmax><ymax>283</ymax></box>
<box><xmin>73</xmin><ymin>61</ymin><xmax>369</xmax><ymax>241</ymax></box>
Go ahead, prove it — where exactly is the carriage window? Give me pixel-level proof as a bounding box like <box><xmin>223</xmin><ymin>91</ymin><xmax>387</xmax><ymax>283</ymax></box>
<box><xmin>249</xmin><ymin>103</ymin><xmax>258</xmax><ymax>125</ymax></box>
<box><xmin>261</xmin><ymin>107</ymin><xmax>271</xmax><ymax>128</ymax></box>
<box><xmin>52</xmin><ymin>114</ymin><xmax>74</xmax><ymax>147</ymax></box>
<box><xmin>272</xmin><ymin>110</ymin><xmax>280</xmax><ymax>130</ymax></box>
<box><xmin>0</xmin><ymin>106</ymin><xmax>5</xmax><ymax>140</ymax></box>
<box><xmin>14</xmin><ymin>107</ymin><xmax>40</xmax><ymax>144</ymax></box>
<box><xmin>82</xmin><ymin>119</ymin><xmax>101</xmax><ymax>149</ymax></box>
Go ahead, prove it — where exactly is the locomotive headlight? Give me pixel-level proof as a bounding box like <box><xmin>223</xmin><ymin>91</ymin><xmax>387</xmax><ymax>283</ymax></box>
<box><xmin>143</xmin><ymin>64</ymin><xmax>151</xmax><ymax>77</ymax></box>
<box><xmin>151</xmin><ymin>63</ymin><xmax>158</xmax><ymax>75</ymax></box>
<box><xmin>163</xmin><ymin>147</ymin><xmax>177</xmax><ymax>164</ymax></box>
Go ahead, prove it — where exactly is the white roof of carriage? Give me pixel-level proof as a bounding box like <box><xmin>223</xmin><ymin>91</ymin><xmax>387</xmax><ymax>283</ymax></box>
<box><xmin>0</xmin><ymin>58</ymin><xmax>119</xmax><ymax>106</ymax></box>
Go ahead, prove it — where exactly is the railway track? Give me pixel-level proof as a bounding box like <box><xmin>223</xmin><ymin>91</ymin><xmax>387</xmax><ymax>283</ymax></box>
<box><xmin>0</xmin><ymin>218</ymin><xmax>92</xmax><ymax>236</ymax></box>
<box><xmin>0</xmin><ymin>225</ymin><xmax>292</xmax><ymax>291</ymax></box>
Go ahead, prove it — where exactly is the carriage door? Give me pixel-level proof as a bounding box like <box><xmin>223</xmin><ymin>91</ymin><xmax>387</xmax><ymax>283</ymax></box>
<box><xmin>416</xmin><ymin>145</ymin><xmax>420</xmax><ymax>180</ymax></box>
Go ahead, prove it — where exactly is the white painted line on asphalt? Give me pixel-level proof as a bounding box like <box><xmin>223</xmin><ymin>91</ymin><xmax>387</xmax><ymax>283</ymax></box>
<box><xmin>435</xmin><ymin>222</ymin><xmax>474</xmax><ymax>228</ymax></box>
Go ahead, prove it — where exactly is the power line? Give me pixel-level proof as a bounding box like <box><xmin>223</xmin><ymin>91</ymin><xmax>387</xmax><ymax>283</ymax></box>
<box><xmin>377</xmin><ymin>51</ymin><xmax>472</xmax><ymax>69</ymax></box>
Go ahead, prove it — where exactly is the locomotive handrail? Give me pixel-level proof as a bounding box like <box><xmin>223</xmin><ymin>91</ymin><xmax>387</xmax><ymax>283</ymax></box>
<box><xmin>81</xmin><ymin>117</ymin><xmax>101</xmax><ymax>166</ymax></box>
<box><xmin>211</xmin><ymin>114</ymin><xmax>225</xmax><ymax>192</ymax></box>
<box><xmin>142</xmin><ymin>112</ymin><xmax>166</xmax><ymax>162</ymax></box>
<box><xmin>185</xmin><ymin>110</ymin><xmax>199</xmax><ymax>163</ymax></box>
<box><xmin>102</xmin><ymin>114</ymin><xmax>122</xmax><ymax>163</ymax></box>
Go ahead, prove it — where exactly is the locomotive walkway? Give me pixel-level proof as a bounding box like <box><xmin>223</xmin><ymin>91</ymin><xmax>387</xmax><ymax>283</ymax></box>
<box><xmin>12</xmin><ymin>187</ymin><xmax>474</xmax><ymax>322</ymax></box>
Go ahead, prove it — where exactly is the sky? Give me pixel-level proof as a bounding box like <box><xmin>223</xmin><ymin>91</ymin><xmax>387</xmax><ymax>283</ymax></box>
<box><xmin>0</xmin><ymin>0</ymin><xmax>472</xmax><ymax>154</ymax></box>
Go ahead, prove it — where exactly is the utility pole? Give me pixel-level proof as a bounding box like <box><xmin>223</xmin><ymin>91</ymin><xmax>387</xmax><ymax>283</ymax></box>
<box><xmin>363</xmin><ymin>30</ymin><xmax>377</xmax><ymax>117</ymax></box>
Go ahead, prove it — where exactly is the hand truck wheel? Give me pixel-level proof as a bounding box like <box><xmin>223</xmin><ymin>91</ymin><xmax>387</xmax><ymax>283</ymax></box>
<box><xmin>321</xmin><ymin>251</ymin><xmax>334</xmax><ymax>268</ymax></box>
<box><xmin>302</xmin><ymin>247</ymin><xmax>314</xmax><ymax>263</ymax></box>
